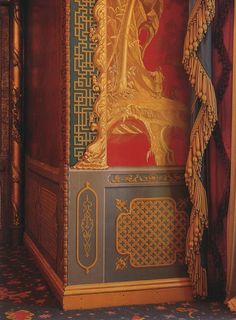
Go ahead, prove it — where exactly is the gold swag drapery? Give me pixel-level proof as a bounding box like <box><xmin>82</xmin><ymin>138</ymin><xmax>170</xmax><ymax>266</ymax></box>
<box><xmin>183</xmin><ymin>0</ymin><xmax>217</xmax><ymax>297</ymax></box>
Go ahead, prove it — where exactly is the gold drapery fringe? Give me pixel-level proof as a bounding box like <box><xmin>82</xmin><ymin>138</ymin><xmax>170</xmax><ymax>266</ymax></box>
<box><xmin>228</xmin><ymin>298</ymin><xmax>236</xmax><ymax>312</ymax></box>
<box><xmin>183</xmin><ymin>0</ymin><xmax>217</xmax><ymax>297</ymax></box>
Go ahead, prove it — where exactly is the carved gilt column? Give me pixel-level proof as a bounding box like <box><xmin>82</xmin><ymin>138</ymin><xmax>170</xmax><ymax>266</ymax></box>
<box><xmin>10</xmin><ymin>0</ymin><xmax>23</xmax><ymax>245</ymax></box>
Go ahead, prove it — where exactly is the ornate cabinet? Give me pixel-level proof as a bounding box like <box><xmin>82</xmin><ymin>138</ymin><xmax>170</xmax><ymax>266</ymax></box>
<box><xmin>24</xmin><ymin>0</ymin><xmax>193</xmax><ymax>310</ymax></box>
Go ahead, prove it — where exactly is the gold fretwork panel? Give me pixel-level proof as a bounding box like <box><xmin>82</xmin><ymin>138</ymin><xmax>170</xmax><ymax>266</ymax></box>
<box><xmin>71</xmin><ymin>0</ymin><xmax>98</xmax><ymax>164</ymax></box>
<box><xmin>116</xmin><ymin>198</ymin><xmax>188</xmax><ymax>268</ymax></box>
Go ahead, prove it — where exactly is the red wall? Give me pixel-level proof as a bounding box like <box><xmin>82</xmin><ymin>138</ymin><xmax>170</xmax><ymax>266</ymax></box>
<box><xmin>24</xmin><ymin>0</ymin><xmax>63</xmax><ymax>167</ymax></box>
<box><xmin>107</xmin><ymin>0</ymin><xmax>190</xmax><ymax>167</ymax></box>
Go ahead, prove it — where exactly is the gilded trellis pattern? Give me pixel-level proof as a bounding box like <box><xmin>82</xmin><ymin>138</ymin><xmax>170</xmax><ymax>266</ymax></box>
<box><xmin>116</xmin><ymin>198</ymin><xmax>188</xmax><ymax>268</ymax></box>
<box><xmin>70</xmin><ymin>0</ymin><xmax>98</xmax><ymax>165</ymax></box>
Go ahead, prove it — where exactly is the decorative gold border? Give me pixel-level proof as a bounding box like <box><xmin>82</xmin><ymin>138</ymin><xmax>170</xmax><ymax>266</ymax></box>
<box><xmin>76</xmin><ymin>182</ymin><xmax>98</xmax><ymax>273</ymax></box>
<box><xmin>63</xmin><ymin>0</ymin><xmax>70</xmax><ymax>286</ymax></box>
<box><xmin>109</xmin><ymin>171</ymin><xmax>185</xmax><ymax>185</ymax></box>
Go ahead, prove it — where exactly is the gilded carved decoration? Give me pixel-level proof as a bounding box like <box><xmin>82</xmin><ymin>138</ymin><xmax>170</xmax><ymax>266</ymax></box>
<box><xmin>74</xmin><ymin>0</ymin><xmax>189</xmax><ymax>169</ymax></box>
<box><xmin>63</xmin><ymin>0</ymin><xmax>70</xmax><ymax>286</ymax></box>
<box><xmin>116</xmin><ymin>197</ymin><xmax>188</xmax><ymax>269</ymax></box>
<box><xmin>10</xmin><ymin>0</ymin><xmax>23</xmax><ymax>226</ymax></box>
<box><xmin>76</xmin><ymin>183</ymin><xmax>98</xmax><ymax>274</ymax></box>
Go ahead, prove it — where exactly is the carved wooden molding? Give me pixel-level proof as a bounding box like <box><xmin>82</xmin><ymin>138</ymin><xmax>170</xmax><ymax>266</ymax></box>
<box><xmin>26</xmin><ymin>156</ymin><xmax>61</xmax><ymax>183</ymax></box>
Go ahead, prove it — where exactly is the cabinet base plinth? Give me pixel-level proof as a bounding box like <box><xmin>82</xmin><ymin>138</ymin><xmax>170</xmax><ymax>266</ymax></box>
<box><xmin>24</xmin><ymin>233</ymin><xmax>193</xmax><ymax>311</ymax></box>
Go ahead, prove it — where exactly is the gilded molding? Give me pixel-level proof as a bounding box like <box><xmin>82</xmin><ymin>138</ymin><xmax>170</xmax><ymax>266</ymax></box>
<box><xmin>10</xmin><ymin>0</ymin><xmax>23</xmax><ymax>226</ymax></box>
<box><xmin>63</xmin><ymin>0</ymin><xmax>70</xmax><ymax>286</ymax></box>
<box><xmin>76</xmin><ymin>182</ymin><xmax>98</xmax><ymax>274</ymax></box>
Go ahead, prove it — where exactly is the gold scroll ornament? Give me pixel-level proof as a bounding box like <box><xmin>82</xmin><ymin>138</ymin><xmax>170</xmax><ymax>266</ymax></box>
<box><xmin>76</xmin><ymin>183</ymin><xmax>98</xmax><ymax>274</ymax></box>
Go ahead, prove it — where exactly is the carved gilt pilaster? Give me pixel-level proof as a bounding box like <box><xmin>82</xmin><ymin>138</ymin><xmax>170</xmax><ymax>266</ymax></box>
<box><xmin>10</xmin><ymin>0</ymin><xmax>23</xmax><ymax>231</ymax></box>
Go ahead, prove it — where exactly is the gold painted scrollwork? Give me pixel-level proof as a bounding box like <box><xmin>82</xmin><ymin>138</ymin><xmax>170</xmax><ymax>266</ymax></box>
<box><xmin>76</xmin><ymin>182</ymin><xmax>98</xmax><ymax>274</ymax></box>
<box><xmin>81</xmin><ymin>195</ymin><xmax>94</xmax><ymax>258</ymax></box>
<box><xmin>110</xmin><ymin>172</ymin><xmax>185</xmax><ymax>185</ymax></box>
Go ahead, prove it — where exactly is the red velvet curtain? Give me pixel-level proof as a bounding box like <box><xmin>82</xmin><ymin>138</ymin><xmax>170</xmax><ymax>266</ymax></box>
<box><xmin>208</xmin><ymin>0</ymin><xmax>234</xmax><ymax>298</ymax></box>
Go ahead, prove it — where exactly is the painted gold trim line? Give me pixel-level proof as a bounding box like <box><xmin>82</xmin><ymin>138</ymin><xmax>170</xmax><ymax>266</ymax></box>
<box><xmin>64</xmin><ymin>278</ymin><xmax>192</xmax><ymax>295</ymax></box>
<box><xmin>24</xmin><ymin>233</ymin><xmax>64</xmax><ymax>304</ymax></box>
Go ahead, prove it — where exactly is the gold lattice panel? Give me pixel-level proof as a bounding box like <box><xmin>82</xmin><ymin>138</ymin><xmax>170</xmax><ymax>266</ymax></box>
<box><xmin>71</xmin><ymin>0</ymin><xmax>98</xmax><ymax>163</ymax></box>
<box><xmin>116</xmin><ymin>198</ymin><xmax>188</xmax><ymax>268</ymax></box>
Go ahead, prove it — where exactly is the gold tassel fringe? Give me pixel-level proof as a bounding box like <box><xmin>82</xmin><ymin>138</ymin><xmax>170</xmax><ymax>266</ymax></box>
<box><xmin>183</xmin><ymin>0</ymin><xmax>217</xmax><ymax>297</ymax></box>
<box><xmin>227</xmin><ymin>298</ymin><xmax>236</xmax><ymax>312</ymax></box>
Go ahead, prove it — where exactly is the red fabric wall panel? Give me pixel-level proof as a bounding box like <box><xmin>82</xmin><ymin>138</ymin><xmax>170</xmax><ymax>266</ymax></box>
<box><xmin>107</xmin><ymin>0</ymin><xmax>190</xmax><ymax>167</ymax></box>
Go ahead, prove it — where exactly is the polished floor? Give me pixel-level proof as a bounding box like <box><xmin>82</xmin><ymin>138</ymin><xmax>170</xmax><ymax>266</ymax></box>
<box><xmin>0</xmin><ymin>246</ymin><xmax>236</xmax><ymax>319</ymax></box>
